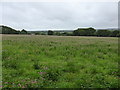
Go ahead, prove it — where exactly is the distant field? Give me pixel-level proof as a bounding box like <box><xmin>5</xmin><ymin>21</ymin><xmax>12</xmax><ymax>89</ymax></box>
<box><xmin>2</xmin><ymin>35</ymin><xmax>119</xmax><ymax>88</ymax></box>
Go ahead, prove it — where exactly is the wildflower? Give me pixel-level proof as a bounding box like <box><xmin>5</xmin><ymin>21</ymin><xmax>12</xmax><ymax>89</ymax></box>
<box><xmin>22</xmin><ymin>86</ymin><xmax>25</xmax><ymax>88</ymax></box>
<box><xmin>38</xmin><ymin>72</ymin><xmax>43</xmax><ymax>75</ymax></box>
<box><xmin>18</xmin><ymin>83</ymin><xmax>21</xmax><ymax>87</ymax></box>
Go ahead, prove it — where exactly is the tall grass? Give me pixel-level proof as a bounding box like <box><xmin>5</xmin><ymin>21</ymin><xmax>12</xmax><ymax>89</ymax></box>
<box><xmin>2</xmin><ymin>35</ymin><xmax>119</xmax><ymax>88</ymax></box>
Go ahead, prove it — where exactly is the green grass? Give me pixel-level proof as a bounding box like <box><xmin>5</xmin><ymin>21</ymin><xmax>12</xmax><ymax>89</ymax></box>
<box><xmin>2</xmin><ymin>35</ymin><xmax>119</xmax><ymax>88</ymax></box>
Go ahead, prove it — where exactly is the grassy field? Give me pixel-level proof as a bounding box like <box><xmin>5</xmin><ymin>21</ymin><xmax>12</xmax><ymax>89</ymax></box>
<box><xmin>2</xmin><ymin>35</ymin><xmax>119</xmax><ymax>88</ymax></box>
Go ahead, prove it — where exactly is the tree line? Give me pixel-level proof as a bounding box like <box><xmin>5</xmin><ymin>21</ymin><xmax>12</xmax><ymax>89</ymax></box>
<box><xmin>0</xmin><ymin>25</ymin><xmax>27</xmax><ymax>34</ymax></box>
<box><xmin>48</xmin><ymin>27</ymin><xmax>120</xmax><ymax>37</ymax></box>
<box><xmin>0</xmin><ymin>25</ymin><xmax>119</xmax><ymax>37</ymax></box>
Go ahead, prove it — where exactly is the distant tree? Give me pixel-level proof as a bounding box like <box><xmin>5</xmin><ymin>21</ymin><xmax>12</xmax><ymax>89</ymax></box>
<box><xmin>20</xmin><ymin>29</ymin><xmax>27</xmax><ymax>34</ymax></box>
<box><xmin>61</xmin><ymin>32</ymin><xmax>68</xmax><ymax>36</ymax></box>
<box><xmin>0</xmin><ymin>26</ymin><xmax>2</xmax><ymax>34</ymax></box>
<box><xmin>66</xmin><ymin>32</ymin><xmax>73</xmax><ymax>36</ymax></box>
<box><xmin>87</xmin><ymin>27</ymin><xmax>96</xmax><ymax>36</ymax></box>
<box><xmin>48</xmin><ymin>30</ymin><xmax>54</xmax><ymax>35</ymax></box>
<box><xmin>35</xmin><ymin>32</ymin><xmax>40</xmax><ymax>35</ymax></box>
<box><xmin>54</xmin><ymin>32</ymin><xmax>61</xmax><ymax>36</ymax></box>
<box><xmin>73</xmin><ymin>30</ymin><xmax>80</xmax><ymax>36</ymax></box>
<box><xmin>0</xmin><ymin>25</ymin><xmax>20</xmax><ymax>34</ymax></box>
<box><xmin>116</xmin><ymin>33</ymin><xmax>120</xmax><ymax>37</ymax></box>
<box><xmin>73</xmin><ymin>27</ymin><xmax>96</xmax><ymax>36</ymax></box>
<box><xmin>62</xmin><ymin>32</ymin><xmax>73</xmax><ymax>36</ymax></box>
<box><xmin>41</xmin><ymin>33</ymin><xmax>46</xmax><ymax>35</ymax></box>
<box><xmin>111</xmin><ymin>30</ymin><xmax>119</xmax><ymax>37</ymax></box>
<box><xmin>96</xmin><ymin>30</ymin><xmax>111</xmax><ymax>37</ymax></box>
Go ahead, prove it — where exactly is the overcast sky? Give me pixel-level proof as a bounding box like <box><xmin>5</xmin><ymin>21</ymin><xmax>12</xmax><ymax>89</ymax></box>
<box><xmin>0</xmin><ymin>2</ymin><xmax>118</xmax><ymax>31</ymax></box>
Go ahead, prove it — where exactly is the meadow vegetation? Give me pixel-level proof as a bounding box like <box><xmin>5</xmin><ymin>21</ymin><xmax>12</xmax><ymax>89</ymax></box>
<box><xmin>2</xmin><ymin>35</ymin><xmax>119</xmax><ymax>88</ymax></box>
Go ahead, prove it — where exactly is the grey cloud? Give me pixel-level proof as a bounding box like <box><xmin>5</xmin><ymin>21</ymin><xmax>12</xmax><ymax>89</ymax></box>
<box><xmin>1</xmin><ymin>2</ymin><xmax>118</xmax><ymax>31</ymax></box>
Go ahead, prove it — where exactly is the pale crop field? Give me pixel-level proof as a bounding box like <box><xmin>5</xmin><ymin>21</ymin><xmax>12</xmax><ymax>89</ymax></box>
<box><xmin>2</xmin><ymin>35</ymin><xmax>119</xmax><ymax>88</ymax></box>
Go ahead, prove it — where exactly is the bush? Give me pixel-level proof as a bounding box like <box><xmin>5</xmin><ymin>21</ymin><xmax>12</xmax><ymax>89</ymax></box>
<box><xmin>73</xmin><ymin>27</ymin><xmax>96</xmax><ymax>36</ymax></box>
<box><xmin>96</xmin><ymin>30</ymin><xmax>111</xmax><ymax>37</ymax></box>
<box><xmin>48</xmin><ymin>30</ymin><xmax>54</xmax><ymax>35</ymax></box>
<box><xmin>111</xmin><ymin>30</ymin><xmax>119</xmax><ymax>37</ymax></box>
